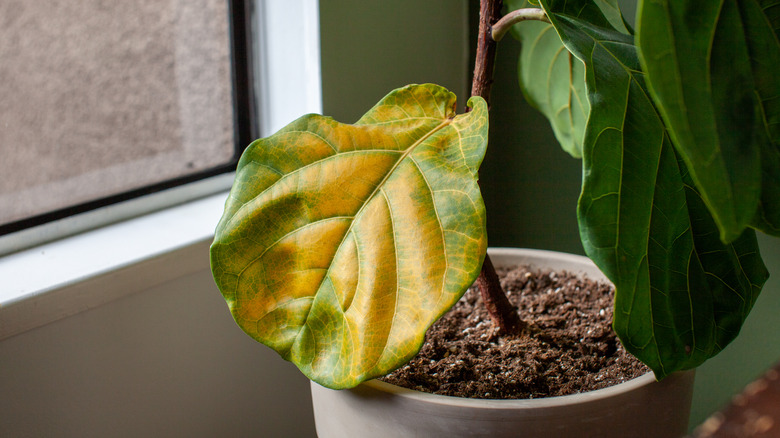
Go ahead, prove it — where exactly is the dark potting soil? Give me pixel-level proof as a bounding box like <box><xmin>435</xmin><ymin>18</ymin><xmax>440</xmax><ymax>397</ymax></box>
<box><xmin>381</xmin><ymin>265</ymin><xmax>649</xmax><ymax>399</ymax></box>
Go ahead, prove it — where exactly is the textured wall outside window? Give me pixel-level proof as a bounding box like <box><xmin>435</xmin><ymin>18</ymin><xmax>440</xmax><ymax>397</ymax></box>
<box><xmin>0</xmin><ymin>0</ymin><xmax>235</xmax><ymax>225</ymax></box>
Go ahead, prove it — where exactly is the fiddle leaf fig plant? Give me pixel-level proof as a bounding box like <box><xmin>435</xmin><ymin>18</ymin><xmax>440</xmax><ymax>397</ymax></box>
<box><xmin>210</xmin><ymin>85</ymin><xmax>489</xmax><ymax>388</ymax></box>
<box><xmin>211</xmin><ymin>0</ymin><xmax>780</xmax><ymax>389</ymax></box>
<box><xmin>509</xmin><ymin>0</ymin><xmax>770</xmax><ymax>378</ymax></box>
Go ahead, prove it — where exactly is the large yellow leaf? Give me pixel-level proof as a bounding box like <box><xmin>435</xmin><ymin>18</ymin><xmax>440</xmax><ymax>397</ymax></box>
<box><xmin>210</xmin><ymin>84</ymin><xmax>489</xmax><ymax>389</ymax></box>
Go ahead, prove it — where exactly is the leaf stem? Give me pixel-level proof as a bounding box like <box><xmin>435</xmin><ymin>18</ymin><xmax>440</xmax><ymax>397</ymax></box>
<box><xmin>470</xmin><ymin>0</ymin><xmax>525</xmax><ymax>335</ymax></box>
<box><xmin>491</xmin><ymin>8</ymin><xmax>549</xmax><ymax>42</ymax></box>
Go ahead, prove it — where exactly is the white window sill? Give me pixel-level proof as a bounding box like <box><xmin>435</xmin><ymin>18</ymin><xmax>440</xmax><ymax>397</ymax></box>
<box><xmin>0</xmin><ymin>192</ymin><xmax>227</xmax><ymax>340</ymax></box>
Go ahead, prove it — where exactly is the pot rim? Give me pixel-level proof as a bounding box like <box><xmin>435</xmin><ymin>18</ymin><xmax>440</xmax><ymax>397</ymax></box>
<box><xmin>487</xmin><ymin>247</ymin><xmax>606</xmax><ymax>279</ymax></box>
<box><xmin>359</xmin><ymin>371</ymin><xmax>678</xmax><ymax>410</ymax></box>
<box><xmin>351</xmin><ymin>247</ymin><xmax>692</xmax><ymax>411</ymax></box>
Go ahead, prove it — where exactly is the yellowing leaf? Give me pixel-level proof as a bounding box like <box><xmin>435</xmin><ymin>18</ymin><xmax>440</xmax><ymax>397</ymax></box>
<box><xmin>210</xmin><ymin>84</ymin><xmax>489</xmax><ymax>389</ymax></box>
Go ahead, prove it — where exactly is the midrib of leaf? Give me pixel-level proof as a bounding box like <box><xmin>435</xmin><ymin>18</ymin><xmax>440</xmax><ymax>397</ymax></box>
<box><xmin>408</xmin><ymin>155</ymin><xmax>450</xmax><ymax>318</ymax></box>
<box><xmin>548</xmin><ymin>44</ymin><xmax>568</xmax><ymax>113</ymax></box>
<box><xmin>650</xmin><ymin>0</ymin><xmax>688</xmax><ymax>152</ymax></box>
<box><xmin>618</xmin><ymin>93</ymin><xmax>671</xmax><ymax>378</ymax></box>
<box><xmin>687</xmin><ymin>211</ymin><xmax>725</xmax><ymax>358</ymax></box>
<box><xmin>526</xmin><ymin>24</ymin><xmax>557</xmax><ymax>116</ymax></box>
<box><xmin>565</xmin><ymin>57</ymin><xmax>587</xmax><ymax>134</ymax></box>
<box><xmin>704</xmin><ymin>1</ymin><xmax>729</xmax><ymax>172</ymax></box>
<box><xmin>365</xmin><ymin>188</ymin><xmax>399</xmax><ymax>373</ymax></box>
<box><xmin>544</xmin><ymin>30</ymin><xmax>566</xmax><ymax>107</ymax></box>
<box><xmin>687</xmin><ymin>247</ymin><xmax>701</xmax><ymax>355</ymax></box>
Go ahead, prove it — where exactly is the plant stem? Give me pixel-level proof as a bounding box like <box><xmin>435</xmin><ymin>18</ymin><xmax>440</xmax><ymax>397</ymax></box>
<box><xmin>470</xmin><ymin>0</ymin><xmax>525</xmax><ymax>335</ymax></box>
<box><xmin>477</xmin><ymin>252</ymin><xmax>524</xmax><ymax>334</ymax></box>
<box><xmin>470</xmin><ymin>0</ymin><xmax>503</xmax><ymax>109</ymax></box>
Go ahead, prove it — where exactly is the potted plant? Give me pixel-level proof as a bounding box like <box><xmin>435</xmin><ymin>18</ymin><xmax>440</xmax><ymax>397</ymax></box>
<box><xmin>210</xmin><ymin>0</ymin><xmax>779</xmax><ymax>436</ymax></box>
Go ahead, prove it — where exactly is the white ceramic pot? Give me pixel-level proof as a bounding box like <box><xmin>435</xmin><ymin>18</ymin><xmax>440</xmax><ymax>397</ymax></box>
<box><xmin>311</xmin><ymin>248</ymin><xmax>696</xmax><ymax>438</ymax></box>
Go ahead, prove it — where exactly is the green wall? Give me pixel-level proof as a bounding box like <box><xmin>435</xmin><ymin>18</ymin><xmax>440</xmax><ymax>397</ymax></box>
<box><xmin>319</xmin><ymin>0</ymin><xmax>780</xmax><ymax>431</ymax></box>
<box><xmin>480</xmin><ymin>32</ymin><xmax>584</xmax><ymax>255</ymax></box>
<box><xmin>320</xmin><ymin>0</ymin><xmax>469</xmax><ymax>122</ymax></box>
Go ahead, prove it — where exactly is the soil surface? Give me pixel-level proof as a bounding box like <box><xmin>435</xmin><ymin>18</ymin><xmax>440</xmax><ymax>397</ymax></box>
<box><xmin>381</xmin><ymin>265</ymin><xmax>649</xmax><ymax>399</ymax></box>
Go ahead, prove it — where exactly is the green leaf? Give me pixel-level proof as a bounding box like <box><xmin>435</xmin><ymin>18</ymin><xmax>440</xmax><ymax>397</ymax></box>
<box><xmin>636</xmin><ymin>0</ymin><xmax>778</xmax><ymax>242</ymax></box>
<box><xmin>506</xmin><ymin>1</ymin><xmax>590</xmax><ymax>158</ymax></box>
<box><xmin>505</xmin><ymin>0</ymin><xmax>630</xmax><ymax>158</ymax></box>
<box><xmin>533</xmin><ymin>0</ymin><xmax>623</xmax><ymax>29</ymax></box>
<box><xmin>593</xmin><ymin>0</ymin><xmax>633</xmax><ymax>35</ymax></box>
<box><xmin>210</xmin><ymin>84</ymin><xmax>489</xmax><ymax>389</ymax></box>
<box><xmin>740</xmin><ymin>0</ymin><xmax>780</xmax><ymax>235</ymax></box>
<box><xmin>539</xmin><ymin>0</ymin><xmax>769</xmax><ymax>377</ymax></box>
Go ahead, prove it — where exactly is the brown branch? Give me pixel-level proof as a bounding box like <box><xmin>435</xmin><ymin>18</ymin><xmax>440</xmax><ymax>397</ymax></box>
<box><xmin>477</xmin><ymin>252</ymin><xmax>524</xmax><ymax>334</ymax></box>
<box><xmin>470</xmin><ymin>0</ymin><xmax>503</xmax><ymax>107</ymax></box>
<box><xmin>469</xmin><ymin>0</ymin><xmax>525</xmax><ymax>335</ymax></box>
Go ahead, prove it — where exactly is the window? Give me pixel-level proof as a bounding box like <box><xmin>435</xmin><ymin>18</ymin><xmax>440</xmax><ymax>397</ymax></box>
<box><xmin>0</xmin><ymin>0</ymin><xmax>322</xmax><ymax>339</ymax></box>
<box><xmin>0</xmin><ymin>0</ymin><xmax>256</xmax><ymax>247</ymax></box>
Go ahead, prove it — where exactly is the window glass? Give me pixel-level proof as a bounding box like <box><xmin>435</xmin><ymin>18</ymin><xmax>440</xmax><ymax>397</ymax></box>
<box><xmin>0</xmin><ymin>0</ymin><xmax>246</xmax><ymax>231</ymax></box>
